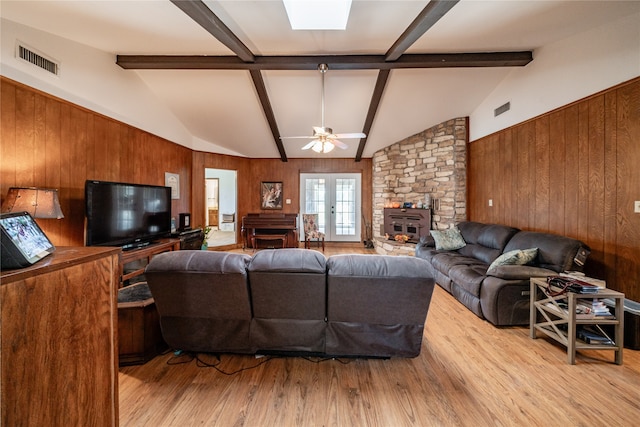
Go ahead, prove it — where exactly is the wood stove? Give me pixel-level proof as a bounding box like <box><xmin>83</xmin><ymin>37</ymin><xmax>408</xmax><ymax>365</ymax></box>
<box><xmin>383</xmin><ymin>208</ymin><xmax>431</xmax><ymax>243</ymax></box>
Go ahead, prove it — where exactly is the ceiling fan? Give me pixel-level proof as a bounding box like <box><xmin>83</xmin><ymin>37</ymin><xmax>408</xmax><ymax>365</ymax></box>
<box><xmin>281</xmin><ymin>64</ymin><xmax>366</xmax><ymax>153</ymax></box>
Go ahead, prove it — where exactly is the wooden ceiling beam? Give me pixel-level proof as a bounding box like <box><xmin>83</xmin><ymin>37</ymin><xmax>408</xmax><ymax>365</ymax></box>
<box><xmin>355</xmin><ymin>70</ymin><xmax>390</xmax><ymax>162</ymax></box>
<box><xmin>385</xmin><ymin>0</ymin><xmax>460</xmax><ymax>61</ymax></box>
<box><xmin>249</xmin><ymin>70</ymin><xmax>287</xmax><ymax>162</ymax></box>
<box><xmin>117</xmin><ymin>51</ymin><xmax>532</xmax><ymax>70</ymax></box>
<box><xmin>170</xmin><ymin>0</ymin><xmax>255</xmax><ymax>63</ymax></box>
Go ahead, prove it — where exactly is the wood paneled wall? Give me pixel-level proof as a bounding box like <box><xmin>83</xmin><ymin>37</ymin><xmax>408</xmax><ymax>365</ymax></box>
<box><xmin>192</xmin><ymin>153</ymin><xmax>372</xmax><ymax>246</ymax></box>
<box><xmin>0</xmin><ymin>77</ymin><xmax>373</xmax><ymax>250</ymax></box>
<box><xmin>468</xmin><ymin>77</ymin><xmax>640</xmax><ymax>301</ymax></box>
<box><xmin>1</xmin><ymin>77</ymin><xmax>192</xmax><ymax>246</ymax></box>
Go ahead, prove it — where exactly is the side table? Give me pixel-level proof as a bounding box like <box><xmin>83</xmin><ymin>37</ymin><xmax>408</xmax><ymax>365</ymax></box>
<box><xmin>530</xmin><ymin>277</ymin><xmax>624</xmax><ymax>365</ymax></box>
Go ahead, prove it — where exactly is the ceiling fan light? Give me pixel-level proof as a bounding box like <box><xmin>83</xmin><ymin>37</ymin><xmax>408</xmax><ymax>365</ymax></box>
<box><xmin>323</xmin><ymin>141</ymin><xmax>335</xmax><ymax>153</ymax></box>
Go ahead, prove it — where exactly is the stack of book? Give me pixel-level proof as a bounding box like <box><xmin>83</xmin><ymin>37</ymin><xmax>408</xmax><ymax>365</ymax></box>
<box><xmin>544</xmin><ymin>299</ymin><xmax>615</xmax><ymax>319</ymax></box>
<box><xmin>577</xmin><ymin>299</ymin><xmax>614</xmax><ymax>318</ymax></box>
<box><xmin>577</xmin><ymin>325</ymin><xmax>615</xmax><ymax>345</ymax></box>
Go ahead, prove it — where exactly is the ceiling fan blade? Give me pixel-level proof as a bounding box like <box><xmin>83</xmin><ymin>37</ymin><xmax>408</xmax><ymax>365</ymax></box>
<box><xmin>301</xmin><ymin>139</ymin><xmax>320</xmax><ymax>150</ymax></box>
<box><xmin>313</xmin><ymin>126</ymin><xmax>331</xmax><ymax>136</ymax></box>
<box><xmin>332</xmin><ymin>139</ymin><xmax>348</xmax><ymax>149</ymax></box>
<box><xmin>280</xmin><ymin>136</ymin><xmax>314</xmax><ymax>139</ymax></box>
<box><xmin>334</xmin><ymin>132</ymin><xmax>366</xmax><ymax>139</ymax></box>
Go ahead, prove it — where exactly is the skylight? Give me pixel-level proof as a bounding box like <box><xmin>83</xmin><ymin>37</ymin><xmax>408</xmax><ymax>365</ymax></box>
<box><xmin>283</xmin><ymin>0</ymin><xmax>352</xmax><ymax>30</ymax></box>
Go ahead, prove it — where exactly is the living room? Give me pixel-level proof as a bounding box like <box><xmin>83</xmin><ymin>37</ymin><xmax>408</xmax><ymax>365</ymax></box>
<box><xmin>1</xmin><ymin>1</ymin><xmax>640</xmax><ymax>426</ymax></box>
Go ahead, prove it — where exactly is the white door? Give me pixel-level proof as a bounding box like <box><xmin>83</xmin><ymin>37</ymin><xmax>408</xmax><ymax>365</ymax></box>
<box><xmin>300</xmin><ymin>173</ymin><xmax>361</xmax><ymax>242</ymax></box>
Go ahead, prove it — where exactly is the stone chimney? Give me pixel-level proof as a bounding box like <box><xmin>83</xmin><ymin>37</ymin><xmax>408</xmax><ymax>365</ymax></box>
<box><xmin>372</xmin><ymin>117</ymin><xmax>468</xmax><ymax>247</ymax></box>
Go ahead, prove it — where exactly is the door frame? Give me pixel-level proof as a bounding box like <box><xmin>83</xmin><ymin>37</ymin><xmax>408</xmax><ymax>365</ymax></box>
<box><xmin>299</xmin><ymin>172</ymin><xmax>362</xmax><ymax>242</ymax></box>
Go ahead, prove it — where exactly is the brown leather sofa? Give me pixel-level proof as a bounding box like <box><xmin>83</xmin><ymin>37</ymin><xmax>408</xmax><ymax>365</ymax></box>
<box><xmin>145</xmin><ymin>249</ymin><xmax>435</xmax><ymax>358</ymax></box>
<box><xmin>415</xmin><ymin>221</ymin><xmax>591</xmax><ymax>326</ymax></box>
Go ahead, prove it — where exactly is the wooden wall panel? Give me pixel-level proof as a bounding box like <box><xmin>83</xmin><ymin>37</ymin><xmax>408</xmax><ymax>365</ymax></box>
<box><xmin>615</xmin><ymin>81</ymin><xmax>640</xmax><ymax>299</ymax></box>
<box><xmin>534</xmin><ymin>116</ymin><xmax>550</xmax><ymax>232</ymax></box>
<box><xmin>548</xmin><ymin>110</ymin><xmax>566</xmax><ymax>234</ymax></box>
<box><xmin>190</xmin><ymin>154</ymin><xmax>373</xmax><ymax>248</ymax></box>
<box><xmin>469</xmin><ymin>77</ymin><xmax>640</xmax><ymax>301</ymax></box>
<box><xmin>0</xmin><ymin>77</ymin><xmax>192</xmax><ymax>247</ymax></box>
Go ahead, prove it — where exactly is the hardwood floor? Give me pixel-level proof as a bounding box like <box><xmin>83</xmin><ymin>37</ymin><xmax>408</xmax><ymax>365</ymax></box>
<box><xmin>119</xmin><ymin>244</ymin><xmax>640</xmax><ymax>426</ymax></box>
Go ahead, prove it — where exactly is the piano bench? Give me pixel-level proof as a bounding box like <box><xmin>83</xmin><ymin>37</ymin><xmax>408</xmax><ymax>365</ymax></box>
<box><xmin>251</xmin><ymin>234</ymin><xmax>287</xmax><ymax>251</ymax></box>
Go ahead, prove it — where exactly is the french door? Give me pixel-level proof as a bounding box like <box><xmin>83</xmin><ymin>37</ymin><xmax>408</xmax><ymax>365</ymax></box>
<box><xmin>300</xmin><ymin>173</ymin><xmax>361</xmax><ymax>242</ymax></box>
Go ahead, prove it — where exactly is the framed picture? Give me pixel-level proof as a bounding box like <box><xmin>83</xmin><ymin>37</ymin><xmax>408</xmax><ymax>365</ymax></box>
<box><xmin>261</xmin><ymin>181</ymin><xmax>283</xmax><ymax>210</ymax></box>
<box><xmin>165</xmin><ymin>172</ymin><xmax>180</xmax><ymax>199</ymax></box>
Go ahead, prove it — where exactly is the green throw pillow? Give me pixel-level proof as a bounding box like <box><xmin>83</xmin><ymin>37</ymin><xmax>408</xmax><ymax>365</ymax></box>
<box><xmin>430</xmin><ymin>227</ymin><xmax>466</xmax><ymax>251</ymax></box>
<box><xmin>487</xmin><ymin>247</ymin><xmax>538</xmax><ymax>273</ymax></box>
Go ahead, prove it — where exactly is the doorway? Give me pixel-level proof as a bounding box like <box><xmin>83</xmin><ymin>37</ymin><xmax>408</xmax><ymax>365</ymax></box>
<box><xmin>204</xmin><ymin>168</ymin><xmax>237</xmax><ymax>247</ymax></box>
<box><xmin>299</xmin><ymin>173</ymin><xmax>361</xmax><ymax>242</ymax></box>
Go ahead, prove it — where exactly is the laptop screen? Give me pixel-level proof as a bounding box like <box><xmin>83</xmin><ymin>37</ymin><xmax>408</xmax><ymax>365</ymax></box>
<box><xmin>1</xmin><ymin>211</ymin><xmax>55</xmax><ymax>269</ymax></box>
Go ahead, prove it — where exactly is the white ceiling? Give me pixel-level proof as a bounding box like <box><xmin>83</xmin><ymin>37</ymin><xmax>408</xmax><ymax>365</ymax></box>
<box><xmin>2</xmin><ymin>0</ymin><xmax>639</xmax><ymax>159</ymax></box>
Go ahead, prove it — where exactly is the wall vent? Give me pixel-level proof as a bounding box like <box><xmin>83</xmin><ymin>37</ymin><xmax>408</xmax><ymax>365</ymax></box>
<box><xmin>16</xmin><ymin>43</ymin><xmax>59</xmax><ymax>75</ymax></box>
<box><xmin>494</xmin><ymin>101</ymin><xmax>510</xmax><ymax>117</ymax></box>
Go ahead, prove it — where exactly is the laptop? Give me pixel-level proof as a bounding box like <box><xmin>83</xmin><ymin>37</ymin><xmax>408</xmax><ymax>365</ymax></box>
<box><xmin>1</xmin><ymin>211</ymin><xmax>56</xmax><ymax>269</ymax></box>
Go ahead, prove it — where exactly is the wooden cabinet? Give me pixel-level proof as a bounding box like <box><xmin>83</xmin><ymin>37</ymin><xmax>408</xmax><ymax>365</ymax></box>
<box><xmin>1</xmin><ymin>246</ymin><xmax>120</xmax><ymax>427</ymax></box>
<box><xmin>120</xmin><ymin>238</ymin><xmax>180</xmax><ymax>287</ymax></box>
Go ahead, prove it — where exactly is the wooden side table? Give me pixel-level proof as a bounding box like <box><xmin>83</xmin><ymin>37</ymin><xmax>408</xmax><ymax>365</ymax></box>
<box><xmin>530</xmin><ymin>277</ymin><xmax>624</xmax><ymax>364</ymax></box>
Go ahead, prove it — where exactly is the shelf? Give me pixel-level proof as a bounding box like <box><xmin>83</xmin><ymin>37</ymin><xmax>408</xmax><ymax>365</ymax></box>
<box><xmin>529</xmin><ymin>277</ymin><xmax>624</xmax><ymax>365</ymax></box>
<box><xmin>119</xmin><ymin>238</ymin><xmax>180</xmax><ymax>287</ymax></box>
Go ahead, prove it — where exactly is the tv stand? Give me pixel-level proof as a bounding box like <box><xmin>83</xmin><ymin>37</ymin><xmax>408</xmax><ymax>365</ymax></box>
<box><xmin>122</xmin><ymin>241</ymin><xmax>152</xmax><ymax>251</ymax></box>
<box><xmin>120</xmin><ymin>238</ymin><xmax>180</xmax><ymax>287</ymax></box>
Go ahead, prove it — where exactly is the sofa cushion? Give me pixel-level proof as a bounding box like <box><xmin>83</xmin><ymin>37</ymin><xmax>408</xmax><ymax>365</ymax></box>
<box><xmin>326</xmin><ymin>254</ymin><xmax>434</xmax><ymax>325</ymax></box>
<box><xmin>448</xmin><ymin>264</ymin><xmax>488</xmax><ymax>297</ymax></box>
<box><xmin>248</xmin><ymin>248</ymin><xmax>326</xmax><ymax>320</ymax></box>
<box><xmin>456</xmin><ymin>222</ymin><xmax>519</xmax><ymax>265</ymax></box>
<box><xmin>247</xmin><ymin>248</ymin><xmax>326</xmax><ymax>273</ymax></box>
<box><xmin>503</xmin><ymin>231</ymin><xmax>588</xmax><ymax>272</ymax></box>
<box><xmin>456</xmin><ymin>221</ymin><xmax>486</xmax><ymax>244</ymax></box>
<box><xmin>430</xmin><ymin>227</ymin><xmax>466</xmax><ymax>250</ymax></box>
<box><xmin>486</xmin><ymin>247</ymin><xmax>538</xmax><ymax>274</ymax></box>
<box><xmin>430</xmin><ymin>252</ymin><xmax>486</xmax><ymax>276</ymax></box>
<box><xmin>145</xmin><ymin>250</ymin><xmax>254</xmax><ymax>353</ymax></box>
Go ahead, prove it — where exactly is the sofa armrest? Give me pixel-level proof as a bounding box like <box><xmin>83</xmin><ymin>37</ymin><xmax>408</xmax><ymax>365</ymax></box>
<box><xmin>417</xmin><ymin>234</ymin><xmax>435</xmax><ymax>248</ymax></box>
<box><xmin>486</xmin><ymin>265</ymin><xmax>557</xmax><ymax>280</ymax></box>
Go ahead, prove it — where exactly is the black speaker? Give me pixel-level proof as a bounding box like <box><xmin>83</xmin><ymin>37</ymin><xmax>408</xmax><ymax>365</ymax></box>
<box><xmin>178</xmin><ymin>213</ymin><xmax>191</xmax><ymax>231</ymax></box>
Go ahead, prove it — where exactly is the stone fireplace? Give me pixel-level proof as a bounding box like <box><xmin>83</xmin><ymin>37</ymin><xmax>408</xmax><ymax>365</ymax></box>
<box><xmin>383</xmin><ymin>208</ymin><xmax>431</xmax><ymax>243</ymax></box>
<box><xmin>372</xmin><ymin>117</ymin><xmax>468</xmax><ymax>255</ymax></box>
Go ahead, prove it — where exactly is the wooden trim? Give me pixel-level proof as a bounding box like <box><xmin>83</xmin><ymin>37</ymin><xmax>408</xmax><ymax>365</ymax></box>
<box><xmin>356</xmin><ymin>69</ymin><xmax>390</xmax><ymax>162</ymax></box>
<box><xmin>385</xmin><ymin>0</ymin><xmax>460</xmax><ymax>61</ymax></box>
<box><xmin>250</xmin><ymin>70</ymin><xmax>287</xmax><ymax>162</ymax></box>
<box><xmin>116</xmin><ymin>52</ymin><xmax>533</xmax><ymax>70</ymax></box>
<box><xmin>170</xmin><ymin>0</ymin><xmax>254</xmax><ymax>63</ymax></box>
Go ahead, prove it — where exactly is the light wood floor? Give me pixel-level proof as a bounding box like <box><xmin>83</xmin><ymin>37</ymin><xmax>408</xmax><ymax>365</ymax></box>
<box><xmin>119</xmin><ymin>244</ymin><xmax>640</xmax><ymax>426</ymax></box>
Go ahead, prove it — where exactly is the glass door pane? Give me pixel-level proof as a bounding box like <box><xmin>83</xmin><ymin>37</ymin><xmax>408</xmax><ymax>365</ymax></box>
<box><xmin>300</xmin><ymin>173</ymin><xmax>361</xmax><ymax>242</ymax></box>
<box><xmin>303</xmin><ymin>178</ymin><xmax>327</xmax><ymax>234</ymax></box>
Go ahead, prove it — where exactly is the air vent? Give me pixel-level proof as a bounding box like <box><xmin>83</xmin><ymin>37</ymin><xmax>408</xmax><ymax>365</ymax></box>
<box><xmin>494</xmin><ymin>101</ymin><xmax>510</xmax><ymax>117</ymax></box>
<box><xmin>16</xmin><ymin>43</ymin><xmax>59</xmax><ymax>75</ymax></box>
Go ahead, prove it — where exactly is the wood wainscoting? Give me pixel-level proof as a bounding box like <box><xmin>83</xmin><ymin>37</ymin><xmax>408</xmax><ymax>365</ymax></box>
<box><xmin>468</xmin><ymin>77</ymin><xmax>640</xmax><ymax>301</ymax></box>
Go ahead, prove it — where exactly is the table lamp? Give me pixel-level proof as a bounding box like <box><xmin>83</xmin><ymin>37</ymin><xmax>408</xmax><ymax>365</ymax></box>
<box><xmin>1</xmin><ymin>187</ymin><xmax>64</xmax><ymax>219</ymax></box>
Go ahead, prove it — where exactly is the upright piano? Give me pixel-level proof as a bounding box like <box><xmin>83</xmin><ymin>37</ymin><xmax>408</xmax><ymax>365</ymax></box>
<box><xmin>241</xmin><ymin>213</ymin><xmax>299</xmax><ymax>249</ymax></box>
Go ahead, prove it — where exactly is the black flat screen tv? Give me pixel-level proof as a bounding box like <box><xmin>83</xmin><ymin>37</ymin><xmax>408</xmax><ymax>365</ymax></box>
<box><xmin>85</xmin><ymin>180</ymin><xmax>172</xmax><ymax>250</ymax></box>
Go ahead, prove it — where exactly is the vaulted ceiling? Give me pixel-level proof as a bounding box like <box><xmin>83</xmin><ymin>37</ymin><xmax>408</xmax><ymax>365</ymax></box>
<box><xmin>2</xmin><ymin>1</ymin><xmax>638</xmax><ymax>161</ymax></box>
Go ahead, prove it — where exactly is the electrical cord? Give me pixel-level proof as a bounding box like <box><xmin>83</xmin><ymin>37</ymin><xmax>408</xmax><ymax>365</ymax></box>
<box><xmin>165</xmin><ymin>350</ymin><xmax>355</xmax><ymax>375</ymax></box>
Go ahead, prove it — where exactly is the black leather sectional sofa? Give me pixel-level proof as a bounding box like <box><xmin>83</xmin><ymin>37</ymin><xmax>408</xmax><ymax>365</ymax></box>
<box><xmin>144</xmin><ymin>249</ymin><xmax>435</xmax><ymax>358</ymax></box>
<box><xmin>415</xmin><ymin>221</ymin><xmax>591</xmax><ymax>326</ymax></box>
